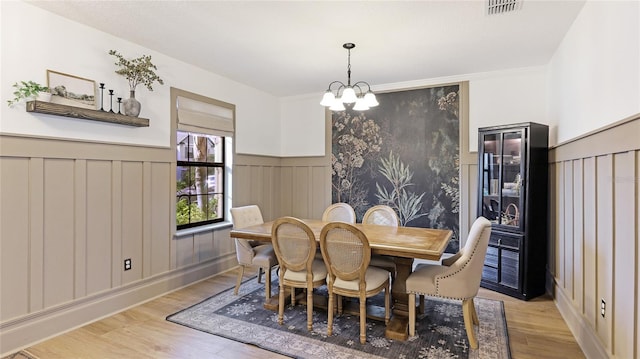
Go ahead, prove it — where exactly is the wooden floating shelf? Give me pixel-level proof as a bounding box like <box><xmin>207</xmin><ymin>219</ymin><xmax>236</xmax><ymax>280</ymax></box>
<box><xmin>26</xmin><ymin>101</ymin><xmax>149</xmax><ymax>127</ymax></box>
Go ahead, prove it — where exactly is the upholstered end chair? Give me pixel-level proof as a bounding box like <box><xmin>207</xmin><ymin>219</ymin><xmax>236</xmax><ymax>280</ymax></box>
<box><xmin>230</xmin><ymin>205</ymin><xmax>277</xmax><ymax>301</ymax></box>
<box><xmin>405</xmin><ymin>216</ymin><xmax>492</xmax><ymax>349</ymax></box>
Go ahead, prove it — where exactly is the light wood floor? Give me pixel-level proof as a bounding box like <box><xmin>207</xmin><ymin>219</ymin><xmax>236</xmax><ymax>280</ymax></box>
<box><xmin>10</xmin><ymin>268</ymin><xmax>584</xmax><ymax>359</ymax></box>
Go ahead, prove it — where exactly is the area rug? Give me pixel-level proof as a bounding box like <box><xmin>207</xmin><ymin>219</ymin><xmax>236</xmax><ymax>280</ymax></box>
<box><xmin>167</xmin><ymin>276</ymin><xmax>511</xmax><ymax>359</ymax></box>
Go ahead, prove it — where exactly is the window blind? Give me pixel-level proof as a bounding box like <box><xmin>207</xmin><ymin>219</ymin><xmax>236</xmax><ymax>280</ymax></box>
<box><xmin>177</xmin><ymin>95</ymin><xmax>234</xmax><ymax>137</ymax></box>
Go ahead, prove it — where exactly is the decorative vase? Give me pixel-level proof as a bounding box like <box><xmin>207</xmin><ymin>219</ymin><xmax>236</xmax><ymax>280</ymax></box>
<box><xmin>123</xmin><ymin>90</ymin><xmax>141</xmax><ymax>117</ymax></box>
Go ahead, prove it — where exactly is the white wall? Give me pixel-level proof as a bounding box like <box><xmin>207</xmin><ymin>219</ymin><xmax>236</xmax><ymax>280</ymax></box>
<box><xmin>548</xmin><ymin>0</ymin><xmax>640</xmax><ymax>145</ymax></box>
<box><xmin>279</xmin><ymin>94</ymin><xmax>326</xmax><ymax>157</ymax></box>
<box><xmin>1</xmin><ymin>1</ymin><xmax>281</xmax><ymax>156</ymax></box>
<box><xmin>469</xmin><ymin>67</ymin><xmax>549</xmax><ymax>150</ymax></box>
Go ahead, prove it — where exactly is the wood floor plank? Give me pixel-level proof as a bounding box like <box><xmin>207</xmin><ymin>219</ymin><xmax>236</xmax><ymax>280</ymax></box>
<box><xmin>11</xmin><ymin>269</ymin><xmax>584</xmax><ymax>359</ymax></box>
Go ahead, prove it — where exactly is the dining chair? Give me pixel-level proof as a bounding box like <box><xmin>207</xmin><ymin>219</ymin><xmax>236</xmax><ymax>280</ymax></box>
<box><xmin>362</xmin><ymin>205</ymin><xmax>399</xmax><ymax>279</ymax></box>
<box><xmin>322</xmin><ymin>202</ymin><xmax>357</xmax><ymax>223</ymax></box>
<box><xmin>362</xmin><ymin>205</ymin><xmax>400</xmax><ymax>226</ymax></box>
<box><xmin>320</xmin><ymin>222</ymin><xmax>390</xmax><ymax>344</ymax></box>
<box><xmin>405</xmin><ymin>216</ymin><xmax>492</xmax><ymax>349</ymax></box>
<box><xmin>230</xmin><ymin>205</ymin><xmax>277</xmax><ymax>301</ymax></box>
<box><xmin>271</xmin><ymin>216</ymin><xmax>328</xmax><ymax>331</ymax></box>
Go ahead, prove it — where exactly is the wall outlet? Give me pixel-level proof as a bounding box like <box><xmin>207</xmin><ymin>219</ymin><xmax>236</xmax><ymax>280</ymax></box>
<box><xmin>124</xmin><ymin>258</ymin><xmax>132</xmax><ymax>271</ymax></box>
<box><xmin>601</xmin><ymin>299</ymin><xmax>606</xmax><ymax>318</ymax></box>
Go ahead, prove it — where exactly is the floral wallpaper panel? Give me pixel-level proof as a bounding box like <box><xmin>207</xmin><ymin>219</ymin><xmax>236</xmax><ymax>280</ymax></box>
<box><xmin>331</xmin><ymin>85</ymin><xmax>460</xmax><ymax>252</ymax></box>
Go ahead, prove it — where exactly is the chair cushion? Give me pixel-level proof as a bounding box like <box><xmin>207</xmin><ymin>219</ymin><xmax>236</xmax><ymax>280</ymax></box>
<box><xmin>252</xmin><ymin>244</ymin><xmax>277</xmax><ymax>268</ymax></box>
<box><xmin>405</xmin><ymin>263</ymin><xmax>449</xmax><ymax>296</ymax></box>
<box><xmin>332</xmin><ymin>266</ymin><xmax>390</xmax><ymax>291</ymax></box>
<box><xmin>283</xmin><ymin>259</ymin><xmax>327</xmax><ymax>282</ymax></box>
<box><xmin>369</xmin><ymin>255</ymin><xmax>396</xmax><ymax>270</ymax></box>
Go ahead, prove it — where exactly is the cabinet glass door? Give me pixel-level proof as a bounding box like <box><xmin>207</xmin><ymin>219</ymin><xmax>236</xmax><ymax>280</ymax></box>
<box><xmin>480</xmin><ymin>133</ymin><xmax>500</xmax><ymax>222</ymax></box>
<box><xmin>499</xmin><ymin>131</ymin><xmax>523</xmax><ymax>229</ymax></box>
<box><xmin>480</xmin><ymin>130</ymin><xmax>524</xmax><ymax>228</ymax></box>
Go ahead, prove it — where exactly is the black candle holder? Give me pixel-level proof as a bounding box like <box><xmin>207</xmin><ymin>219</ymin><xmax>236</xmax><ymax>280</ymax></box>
<box><xmin>117</xmin><ymin>97</ymin><xmax>122</xmax><ymax>115</ymax></box>
<box><xmin>108</xmin><ymin>90</ymin><xmax>114</xmax><ymax>113</ymax></box>
<box><xmin>99</xmin><ymin>83</ymin><xmax>105</xmax><ymax>111</ymax></box>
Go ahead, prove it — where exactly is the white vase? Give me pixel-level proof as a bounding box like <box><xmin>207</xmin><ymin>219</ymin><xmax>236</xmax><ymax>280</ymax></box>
<box><xmin>36</xmin><ymin>92</ymin><xmax>51</xmax><ymax>102</ymax></box>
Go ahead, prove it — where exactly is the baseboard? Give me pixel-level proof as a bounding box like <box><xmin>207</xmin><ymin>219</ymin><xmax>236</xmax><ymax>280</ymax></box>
<box><xmin>553</xmin><ymin>280</ymin><xmax>610</xmax><ymax>359</ymax></box>
<box><xmin>0</xmin><ymin>255</ymin><xmax>236</xmax><ymax>356</ymax></box>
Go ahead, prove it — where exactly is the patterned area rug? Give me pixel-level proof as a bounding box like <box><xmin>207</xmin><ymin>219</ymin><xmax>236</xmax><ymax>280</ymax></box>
<box><xmin>167</xmin><ymin>276</ymin><xmax>511</xmax><ymax>359</ymax></box>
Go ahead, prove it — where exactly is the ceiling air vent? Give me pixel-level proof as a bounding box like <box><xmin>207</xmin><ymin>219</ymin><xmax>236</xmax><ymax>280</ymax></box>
<box><xmin>486</xmin><ymin>0</ymin><xmax>522</xmax><ymax>15</ymax></box>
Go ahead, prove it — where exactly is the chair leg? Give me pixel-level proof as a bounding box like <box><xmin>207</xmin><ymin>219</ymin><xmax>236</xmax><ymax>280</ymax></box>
<box><xmin>419</xmin><ymin>294</ymin><xmax>425</xmax><ymax>314</ymax></box>
<box><xmin>327</xmin><ymin>290</ymin><xmax>334</xmax><ymax>336</ymax></box>
<box><xmin>408</xmin><ymin>293</ymin><xmax>416</xmax><ymax>336</ymax></box>
<box><xmin>264</xmin><ymin>266</ymin><xmax>271</xmax><ymax>300</ymax></box>
<box><xmin>337</xmin><ymin>294</ymin><xmax>343</xmax><ymax>314</ymax></box>
<box><xmin>359</xmin><ymin>294</ymin><xmax>366</xmax><ymax>344</ymax></box>
<box><xmin>306</xmin><ymin>285</ymin><xmax>313</xmax><ymax>331</ymax></box>
<box><xmin>462</xmin><ymin>298</ymin><xmax>478</xmax><ymax>349</ymax></box>
<box><xmin>470</xmin><ymin>297</ymin><xmax>479</xmax><ymax>325</ymax></box>
<box><xmin>291</xmin><ymin>287</ymin><xmax>296</xmax><ymax>306</ymax></box>
<box><xmin>278</xmin><ymin>281</ymin><xmax>285</xmax><ymax>325</ymax></box>
<box><xmin>384</xmin><ymin>283</ymin><xmax>390</xmax><ymax>325</ymax></box>
<box><xmin>257</xmin><ymin>267</ymin><xmax>263</xmax><ymax>284</ymax></box>
<box><xmin>234</xmin><ymin>266</ymin><xmax>245</xmax><ymax>295</ymax></box>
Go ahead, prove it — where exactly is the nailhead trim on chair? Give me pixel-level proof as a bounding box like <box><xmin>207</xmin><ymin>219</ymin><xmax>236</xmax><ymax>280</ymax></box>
<box><xmin>410</xmin><ymin>226</ymin><xmax>490</xmax><ymax>301</ymax></box>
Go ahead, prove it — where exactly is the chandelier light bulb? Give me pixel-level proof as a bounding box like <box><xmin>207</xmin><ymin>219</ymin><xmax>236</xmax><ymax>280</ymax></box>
<box><xmin>364</xmin><ymin>91</ymin><xmax>379</xmax><ymax>107</ymax></box>
<box><xmin>329</xmin><ymin>98</ymin><xmax>346</xmax><ymax>111</ymax></box>
<box><xmin>341</xmin><ymin>87</ymin><xmax>357</xmax><ymax>103</ymax></box>
<box><xmin>353</xmin><ymin>97</ymin><xmax>370</xmax><ymax>111</ymax></box>
<box><xmin>320</xmin><ymin>91</ymin><xmax>335</xmax><ymax>106</ymax></box>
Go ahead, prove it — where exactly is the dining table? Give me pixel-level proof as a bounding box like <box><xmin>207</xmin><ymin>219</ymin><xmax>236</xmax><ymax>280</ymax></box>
<box><xmin>230</xmin><ymin>218</ymin><xmax>453</xmax><ymax>341</ymax></box>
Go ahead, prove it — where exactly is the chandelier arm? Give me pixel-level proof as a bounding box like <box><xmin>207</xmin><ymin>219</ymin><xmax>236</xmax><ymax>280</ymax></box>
<box><xmin>326</xmin><ymin>80</ymin><xmax>346</xmax><ymax>91</ymax></box>
<box><xmin>352</xmin><ymin>83</ymin><xmax>365</xmax><ymax>96</ymax></box>
<box><xmin>352</xmin><ymin>81</ymin><xmax>372</xmax><ymax>92</ymax></box>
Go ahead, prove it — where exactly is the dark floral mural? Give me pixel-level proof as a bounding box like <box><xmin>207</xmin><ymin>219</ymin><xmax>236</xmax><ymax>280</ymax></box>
<box><xmin>331</xmin><ymin>85</ymin><xmax>460</xmax><ymax>252</ymax></box>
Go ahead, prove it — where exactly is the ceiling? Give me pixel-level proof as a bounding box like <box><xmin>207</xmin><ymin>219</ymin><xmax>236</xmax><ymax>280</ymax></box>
<box><xmin>28</xmin><ymin>1</ymin><xmax>585</xmax><ymax>97</ymax></box>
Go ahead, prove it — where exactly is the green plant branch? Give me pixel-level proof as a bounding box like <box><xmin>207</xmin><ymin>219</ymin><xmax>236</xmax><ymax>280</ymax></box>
<box><xmin>7</xmin><ymin>81</ymin><xmax>49</xmax><ymax>107</ymax></box>
<box><xmin>109</xmin><ymin>50</ymin><xmax>164</xmax><ymax>92</ymax></box>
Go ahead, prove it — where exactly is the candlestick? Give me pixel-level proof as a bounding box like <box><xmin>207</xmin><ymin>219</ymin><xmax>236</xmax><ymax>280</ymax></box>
<box><xmin>117</xmin><ymin>97</ymin><xmax>122</xmax><ymax>115</ymax></box>
<box><xmin>99</xmin><ymin>83</ymin><xmax>105</xmax><ymax>111</ymax></box>
<box><xmin>108</xmin><ymin>90</ymin><xmax>114</xmax><ymax>113</ymax></box>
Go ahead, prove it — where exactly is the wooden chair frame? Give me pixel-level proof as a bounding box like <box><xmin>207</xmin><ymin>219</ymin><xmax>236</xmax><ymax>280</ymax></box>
<box><xmin>320</xmin><ymin>222</ymin><xmax>390</xmax><ymax>344</ymax></box>
<box><xmin>271</xmin><ymin>216</ymin><xmax>326</xmax><ymax>331</ymax></box>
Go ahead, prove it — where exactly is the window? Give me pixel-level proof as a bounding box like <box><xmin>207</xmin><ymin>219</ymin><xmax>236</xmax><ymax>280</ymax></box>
<box><xmin>176</xmin><ymin>131</ymin><xmax>225</xmax><ymax>229</ymax></box>
<box><xmin>172</xmin><ymin>88</ymin><xmax>235</xmax><ymax>230</ymax></box>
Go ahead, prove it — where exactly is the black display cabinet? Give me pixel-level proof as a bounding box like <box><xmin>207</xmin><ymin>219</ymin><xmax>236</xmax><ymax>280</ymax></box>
<box><xmin>477</xmin><ymin>122</ymin><xmax>548</xmax><ymax>300</ymax></box>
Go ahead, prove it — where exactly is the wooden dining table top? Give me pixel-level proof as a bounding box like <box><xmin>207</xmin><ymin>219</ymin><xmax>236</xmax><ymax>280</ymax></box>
<box><xmin>230</xmin><ymin>218</ymin><xmax>453</xmax><ymax>261</ymax></box>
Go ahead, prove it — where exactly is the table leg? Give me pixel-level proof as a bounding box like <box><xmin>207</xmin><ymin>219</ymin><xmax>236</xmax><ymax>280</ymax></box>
<box><xmin>384</xmin><ymin>256</ymin><xmax>414</xmax><ymax>341</ymax></box>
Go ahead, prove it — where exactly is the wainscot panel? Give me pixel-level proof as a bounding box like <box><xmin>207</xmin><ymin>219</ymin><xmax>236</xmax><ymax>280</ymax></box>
<box><xmin>549</xmin><ymin>113</ymin><xmax>639</xmax><ymax>359</ymax></box>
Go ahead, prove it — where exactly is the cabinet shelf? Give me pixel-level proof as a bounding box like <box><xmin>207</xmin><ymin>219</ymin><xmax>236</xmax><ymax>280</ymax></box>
<box><xmin>26</xmin><ymin>101</ymin><xmax>149</xmax><ymax>127</ymax></box>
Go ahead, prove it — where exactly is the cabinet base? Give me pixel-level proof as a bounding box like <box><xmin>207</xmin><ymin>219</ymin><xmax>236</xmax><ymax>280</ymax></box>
<box><xmin>480</xmin><ymin>280</ymin><xmax>544</xmax><ymax>301</ymax></box>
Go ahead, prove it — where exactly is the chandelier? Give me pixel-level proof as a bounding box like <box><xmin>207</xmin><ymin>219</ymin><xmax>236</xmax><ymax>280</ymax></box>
<box><xmin>320</xmin><ymin>43</ymin><xmax>379</xmax><ymax>111</ymax></box>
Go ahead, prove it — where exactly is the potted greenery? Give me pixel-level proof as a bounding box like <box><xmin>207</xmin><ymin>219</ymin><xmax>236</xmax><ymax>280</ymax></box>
<box><xmin>7</xmin><ymin>80</ymin><xmax>51</xmax><ymax>107</ymax></box>
<box><xmin>109</xmin><ymin>49</ymin><xmax>164</xmax><ymax>117</ymax></box>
